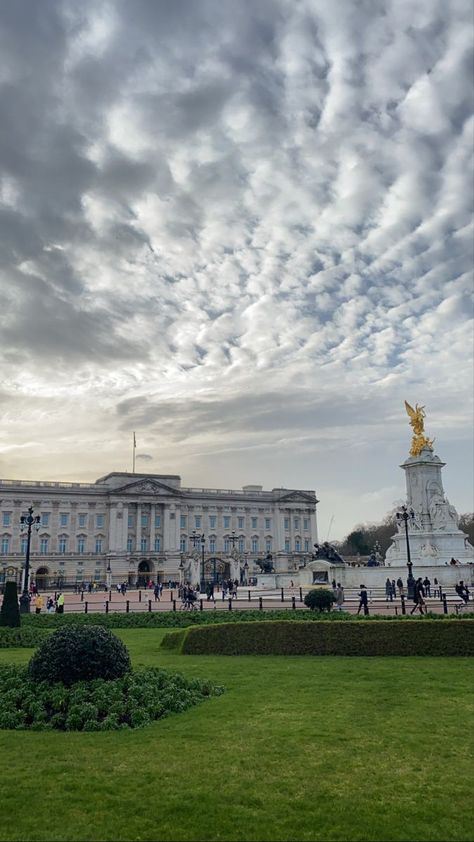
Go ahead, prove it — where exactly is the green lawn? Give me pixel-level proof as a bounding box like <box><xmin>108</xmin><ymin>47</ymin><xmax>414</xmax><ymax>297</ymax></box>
<box><xmin>0</xmin><ymin>629</ymin><xmax>472</xmax><ymax>842</ymax></box>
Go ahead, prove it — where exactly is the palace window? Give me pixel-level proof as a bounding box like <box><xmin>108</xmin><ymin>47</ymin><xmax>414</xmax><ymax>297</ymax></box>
<box><xmin>78</xmin><ymin>513</ymin><xmax>87</xmax><ymax>528</ymax></box>
<box><xmin>77</xmin><ymin>538</ymin><xmax>85</xmax><ymax>554</ymax></box>
<box><xmin>265</xmin><ymin>539</ymin><xmax>272</xmax><ymax>552</ymax></box>
<box><xmin>251</xmin><ymin>538</ymin><xmax>259</xmax><ymax>553</ymax></box>
<box><xmin>2</xmin><ymin>513</ymin><xmax>11</xmax><ymax>527</ymax></box>
<box><xmin>238</xmin><ymin>539</ymin><xmax>244</xmax><ymax>553</ymax></box>
<box><xmin>265</xmin><ymin>518</ymin><xmax>271</xmax><ymax>530</ymax></box>
<box><xmin>285</xmin><ymin>539</ymin><xmax>290</xmax><ymax>552</ymax></box>
<box><xmin>155</xmin><ymin>515</ymin><xmax>161</xmax><ymax>528</ymax></box>
<box><xmin>127</xmin><ymin>537</ymin><xmax>133</xmax><ymax>553</ymax></box>
<box><xmin>21</xmin><ymin>538</ymin><xmax>28</xmax><ymax>554</ymax></box>
<box><xmin>140</xmin><ymin>538</ymin><xmax>147</xmax><ymax>552</ymax></box>
<box><xmin>41</xmin><ymin>513</ymin><xmax>50</xmax><ymax>527</ymax></box>
<box><xmin>238</xmin><ymin>517</ymin><xmax>244</xmax><ymax>529</ymax></box>
<box><xmin>284</xmin><ymin>517</ymin><xmax>289</xmax><ymax>530</ymax></box>
<box><xmin>1</xmin><ymin>537</ymin><xmax>10</xmax><ymax>554</ymax></box>
<box><xmin>251</xmin><ymin>517</ymin><xmax>258</xmax><ymax>529</ymax></box>
<box><xmin>154</xmin><ymin>537</ymin><xmax>161</xmax><ymax>552</ymax></box>
<box><xmin>304</xmin><ymin>539</ymin><xmax>310</xmax><ymax>551</ymax></box>
<box><xmin>303</xmin><ymin>518</ymin><xmax>309</xmax><ymax>531</ymax></box>
<box><xmin>180</xmin><ymin>537</ymin><xmax>187</xmax><ymax>552</ymax></box>
<box><xmin>128</xmin><ymin>514</ymin><xmax>134</xmax><ymax>528</ymax></box>
<box><xmin>96</xmin><ymin>514</ymin><xmax>105</xmax><ymax>528</ymax></box>
<box><xmin>59</xmin><ymin>538</ymin><xmax>67</xmax><ymax>554</ymax></box>
<box><xmin>95</xmin><ymin>539</ymin><xmax>103</xmax><ymax>554</ymax></box>
<box><xmin>224</xmin><ymin>538</ymin><xmax>230</xmax><ymax>552</ymax></box>
<box><xmin>195</xmin><ymin>515</ymin><xmax>202</xmax><ymax>529</ymax></box>
<box><xmin>295</xmin><ymin>538</ymin><xmax>301</xmax><ymax>552</ymax></box>
<box><xmin>180</xmin><ymin>515</ymin><xmax>186</xmax><ymax>529</ymax></box>
<box><xmin>224</xmin><ymin>516</ymin><xmax>230</xmax><ymax>529</ymax></box>
<box><xmin>209</xmin><ymin>515</ymin><xmax>216</xmax><ymax>529</ymax></box>
<box><xmin>60</xmin><ymin>513</ymin><xmax>69</xmax><ymax>527</ymax></box>
<box><xmin>294</xmin><ymin>518</ymin><xmax>300</xmax><ymax>530</ymax></box>
<box><xmin>40</xmin><ymin>538</ymin><xmax>49</xmax><ymax>554</ymax></box>
<box><xmin>141</xmin><ymin>514</ymin><xmax>148</xmax><ymax>528</ymax></box>
<box><xmin>209</xmin><ymin>538</ymin><xmax>216</xmax><ymax>553</ymax></box>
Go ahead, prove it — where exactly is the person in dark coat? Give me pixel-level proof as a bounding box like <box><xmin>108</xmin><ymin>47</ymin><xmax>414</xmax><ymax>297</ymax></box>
<box><xmin>357</xmin><ymin>585</ymin><xmax>368</xmax><ymax>615</ymax></box>
<box><xmin>410</xmin><ymin>578</ymin><xmax>426</xmax><ymax>614</ymax></box>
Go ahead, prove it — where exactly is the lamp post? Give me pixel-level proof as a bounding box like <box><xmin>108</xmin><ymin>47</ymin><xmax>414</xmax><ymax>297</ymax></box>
<box><xmin>19</xmin><ymin>506</ymin><xmax>41</xmax><ymax>613</ymax></box>
<box><xmin>396</xmin><ymin>505</ymin><xmax>416</xmax><ymax>599</ymax></box>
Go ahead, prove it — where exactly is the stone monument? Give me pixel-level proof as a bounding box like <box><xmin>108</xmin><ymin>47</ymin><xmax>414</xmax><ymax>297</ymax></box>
<box><xmin>385</xmin><ymin>402</ymin><xmax>474</xmax><ymax>567</ymax></box>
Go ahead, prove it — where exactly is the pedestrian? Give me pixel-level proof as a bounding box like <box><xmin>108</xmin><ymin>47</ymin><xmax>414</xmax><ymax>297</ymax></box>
<box><xmin>391</xmin><ymin>579</ymin><xmax>397</xmax><ymax>600</ymax></box>
<box><xmin>34</xmin><ymin>593</ymin><xmax>44</xmax><ymax>614</ymax></box>
<box><xmin>433</xmin><ymin>577</ymin><xmax>439</xmax><ymax>597</ymax></box>
<box><xmin>47</xmin><ymin>596</ymin><xmax>55</xmax><ymax>613</ymax></box>
<box><xmin>56</xmin><ymin>592</ymin><xmax>65</xmax><ymax>614</ymax></box>
<box><xmin>335</xmin><ymin>582</ymin><xmax>344</xmax><ymax>612</ymax></box>
<box><xmin>153</xmin><ymin>583</ymin><xmax>160</xmax><ymax>602</ymax></box>
<box><xmin>455</xmin><ymin>581</ymin><xmax>469</xmax><ymax>604</ymax></box>
<box><xmin>410</xmin><ymin>578</ymin><xmax>426</xmax><ymax>615</ymax></box>
<box><xmin>423</xmin><ymin>576</ymin><xmax>431</xmax><ymax>597</ymax></box>
<box><xmin>396</xmin><ymin>577</ymin><xmax>404</xmax><ymax>597</ymax></box>
<box><xmin>385</xmin><ymin>578</ymin><xmax>393</xmax><ymax>602</ymax></box>
<box><xmin>331</xmin><ymin>578</ymin><xmax>337</xmax><ymax>590</ymax></box>
<box><xmin>357</xmin><ymin>585</ymin><xmax>368</xmax><ymax>615</ymax></box>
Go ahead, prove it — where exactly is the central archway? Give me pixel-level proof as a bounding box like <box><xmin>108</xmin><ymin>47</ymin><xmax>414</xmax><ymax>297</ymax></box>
<box><xmin>137</xmin><ymin>558</ymin><xmax>153</xmax><ymax>588</ymax></box>
<box><xmin>35</xmin><ymin>566</ymin><xmax>50</xmax><ymax>590</ymax></box>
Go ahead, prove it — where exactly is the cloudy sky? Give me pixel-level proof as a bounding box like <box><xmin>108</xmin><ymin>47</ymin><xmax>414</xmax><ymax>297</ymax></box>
<box><xmin>1</xmin><ymin>0</ymin><xmax>473</xmax><ymax>540</ymax></box>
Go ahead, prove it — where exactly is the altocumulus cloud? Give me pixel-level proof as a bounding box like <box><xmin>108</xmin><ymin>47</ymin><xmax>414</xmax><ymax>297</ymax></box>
<box><xmin>0</xmin><ymin>0</ymin><xmax>472</xmax><ymax>537</ymax></box>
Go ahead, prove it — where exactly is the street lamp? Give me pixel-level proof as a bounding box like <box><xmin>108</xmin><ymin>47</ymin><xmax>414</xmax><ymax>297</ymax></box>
<box><xmin>396</xmin><ymin>505</ymin><xmax>416</xmax><ymax>598</ymax></box>
<box><xmin>19</xmin><ymin>506</ymin><xmax>41</xmax><ymax>613</ymax></box>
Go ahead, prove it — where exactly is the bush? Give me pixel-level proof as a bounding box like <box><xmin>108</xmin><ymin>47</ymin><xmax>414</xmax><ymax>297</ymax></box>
<box><xmin>28</xmin><ymin>625</ymin><xmax>131</xmax><ymax>686</ymax></box>
<box><xmin>19</xmin><ymin>608</ymin><xmax>474</xmax><ymax>630</ymax></box>
<box><xmin>0</xmin><ymin>627</ymin><xmax>51</xmax><ymax>648</ymax></box>
<box><xmin>0</xmin><ymin>582</ymin><xmax>20</xmax><ymax>628</ymax></box>
<box><xmin>304</xmin><ymin>589</ymin><xmax>335</xmax><ymax>612</ymax></box>
<box><xmin>164</xmin><ymin>619</ymin><xmax>474</xmax><ymax>656</ymax></box>
<box><xmin>0</xmin><ymin>664</ymin><xmax>224</xmax><ymax>731</ymax></box>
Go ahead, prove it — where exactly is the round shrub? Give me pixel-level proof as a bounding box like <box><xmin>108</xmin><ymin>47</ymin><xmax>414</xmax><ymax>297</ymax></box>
<box><xmin>304</xmin><ymin>588</ymin><xmax>335</xmax><ymax>612</ymax></box>
<box><xmin>28</xmin><ymin>625</ymin><xmax>131</xmax><ymax>686</ymax></box>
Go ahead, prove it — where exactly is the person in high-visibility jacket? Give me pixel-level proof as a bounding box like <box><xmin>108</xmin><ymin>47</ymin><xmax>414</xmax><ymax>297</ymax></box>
<box><xmin>56</xmin><ymin>592</ymin><xmax>65</xmax><ymax>614</ymax></box>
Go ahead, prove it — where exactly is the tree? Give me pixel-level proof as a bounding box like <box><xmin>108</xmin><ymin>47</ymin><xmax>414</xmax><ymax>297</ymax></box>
<box><xmin>458</xmin><ymin>514</ymin><xmax>474</xmax><ymax>547</ymax></box>
<box><xmin>0</xmin><ymin>581</ymin><xmax>21</xmax><ymax>628</ymax></box>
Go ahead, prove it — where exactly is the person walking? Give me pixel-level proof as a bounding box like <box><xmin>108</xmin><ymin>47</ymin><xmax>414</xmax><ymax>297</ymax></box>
<box><xmin>335</xmin><ymin>582</ymin><xmax>344</xmax><ymax>611</ymax></box>
<box><xmin>56</xmin><ymin>592</ymin><xmax>65</xmax><ymax>614</ymax></box>
<box><xmin>385</xmin><ymin>578</ymin><xmax>393</xmax><ymax>602</ymax></box>
<box><xmin>391</xmin><ymin>579</ymin><xmax>397</xmax><ymax>600</ymax></box>
<box><xmin>34</xmin><ymin>593</ymin><xmax>44</xmax><ymax>614</ymax></box>
<box><xmin>396</xmin><ymin>577</ymin><xmax>404</xmax><ymax>597</ymax></box>
<box><xmin>423</xmin><ymin>576</ymin><xmax>431</xmax><ymax>597</ymax></box>
<box><xmin>153</xmin><ymin>583</ymin><xmax>160</xmax><ymax>602</ymax></box>
<box><xmin>357</xmin><ymin>585</ymin><xmax>368</xmax><ymax>615</ymax></box>
<box><xmin>410</xmin><ymin>578</ymin><xmax>426</xmax><ymax>615</ymax></box>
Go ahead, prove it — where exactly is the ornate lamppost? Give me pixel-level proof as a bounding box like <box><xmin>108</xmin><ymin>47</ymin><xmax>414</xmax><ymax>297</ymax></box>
<box><xmin>19</xmin><ymin>506</ymin><xmax>41</xmax><ymax>613</ymax></box>
<box><xmin>396</xmin><ymin>505</ymin><xmax>416</xmax><ymax>599</ymax></box>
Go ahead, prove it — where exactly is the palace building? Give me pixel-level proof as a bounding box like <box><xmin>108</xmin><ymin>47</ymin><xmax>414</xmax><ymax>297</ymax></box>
<box><xmin>0</xmin><ymin>471</ymin><xmax>319</xmax><ymax>588</ymax></box>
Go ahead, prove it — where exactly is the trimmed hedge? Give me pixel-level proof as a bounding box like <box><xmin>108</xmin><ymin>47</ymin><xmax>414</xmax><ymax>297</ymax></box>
<box><xmin>0</xmin><ymin>627</ymin><xmax>52</xmax><ymax>648</ymax></box>
<box><xmin>0</xmin><ymin>581</ymin><xmax>20</xmax><ymax>627</ymax></box>
<box><xmin>19</xmin><ymin>609</ymin><xmax>474</xmax><ymax>630</ymax></box>
<box><xmin>162</xmin><ymin>619</ymin><xmax>474</xmax><ymax>656</ymax></box>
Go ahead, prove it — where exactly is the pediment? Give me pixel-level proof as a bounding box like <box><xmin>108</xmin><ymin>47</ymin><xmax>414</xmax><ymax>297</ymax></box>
<box><xmin>113</xmin><ymin>479</ymin><xmax>182</xmax><ymax>496</ymax></box>
<box><xmin>277</xmin><ymin>491</ymin><xmax>317</xmax><ymax>504</ymax></box>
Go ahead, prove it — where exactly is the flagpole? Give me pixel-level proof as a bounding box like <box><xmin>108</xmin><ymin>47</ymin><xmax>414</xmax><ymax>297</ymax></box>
<box><xmin>132</xmin><ymin>432</ymin><xmax>136</xmax><ymax>474</ymax></box>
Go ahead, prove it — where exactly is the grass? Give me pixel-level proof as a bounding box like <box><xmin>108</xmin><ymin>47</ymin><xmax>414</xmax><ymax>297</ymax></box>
<box><xmin>0</xmin><ymin>629</ymin><xmax>472</xmax><ymax>842</ymax></box>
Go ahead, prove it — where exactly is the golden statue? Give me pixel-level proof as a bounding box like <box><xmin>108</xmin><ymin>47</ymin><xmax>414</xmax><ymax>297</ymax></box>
<box><xmin>404</xmin><ymin>401</ymin><xmax>434</xmax><ymax>456</ymax></box>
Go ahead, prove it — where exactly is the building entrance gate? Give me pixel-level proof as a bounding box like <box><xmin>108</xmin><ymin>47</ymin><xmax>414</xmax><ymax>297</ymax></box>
<box><xmin>200</xmin><ymin>557</ymin><xmax>230</xmax><ymax>591</ymax></box>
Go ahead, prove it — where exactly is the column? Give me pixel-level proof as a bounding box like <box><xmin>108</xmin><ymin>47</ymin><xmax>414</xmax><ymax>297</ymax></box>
<box><xmin>136</xmin><ymin>503</ymin><xmax>141</xmax><ymax>552</ymax></box>
<box><xmin>310</xmin><ymin>508</ymin><xmax>318</xmax><ymax>546</ymax></box>
<box><xmin>121</xmin><ymin>505</ymin><xmax>128</xmax><ymax>551</ymax></box>
<box><xmin>150</xmin><ymin>503</ymin><xmax>156</xmax><ymax>552</ymax></box>
<box><xmin>163</xmin><ymin>505</ymin><xmax>171</xmax><ymax>551</ymax></box>
<box><xmin>174</xmin><ymin>505</ymin><xmax>181</xmax><ymax>550</ymax></box>
<box><xmin>108</xmin><ymin>504</ymin><xmax>118</xmax><ymax>551</ymax></box>
<box><xmin>274</xmin><ymin>506</ymin><xmax>283</xmax><ymax>551</ymax></box>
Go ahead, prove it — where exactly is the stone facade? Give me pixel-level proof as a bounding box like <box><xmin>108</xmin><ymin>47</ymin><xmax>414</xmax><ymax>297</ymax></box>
<box><xmin>0</xmin><ymin>472</ymin><xmax>318</xmax><ymax>587</ymax></box>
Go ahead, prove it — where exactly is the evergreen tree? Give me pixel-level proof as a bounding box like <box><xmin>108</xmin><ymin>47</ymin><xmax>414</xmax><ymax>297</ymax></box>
<box><xmin>0</xmin><ymin>581</ymin><xmax>21</xmax><ymax>627</ymax></box>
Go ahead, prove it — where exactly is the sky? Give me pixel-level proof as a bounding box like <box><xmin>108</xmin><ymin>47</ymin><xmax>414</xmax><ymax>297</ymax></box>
<box><xmin>0</xmin><ymin>0</ymin><xmax>473</xmax><ymax>541</ymax></box>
